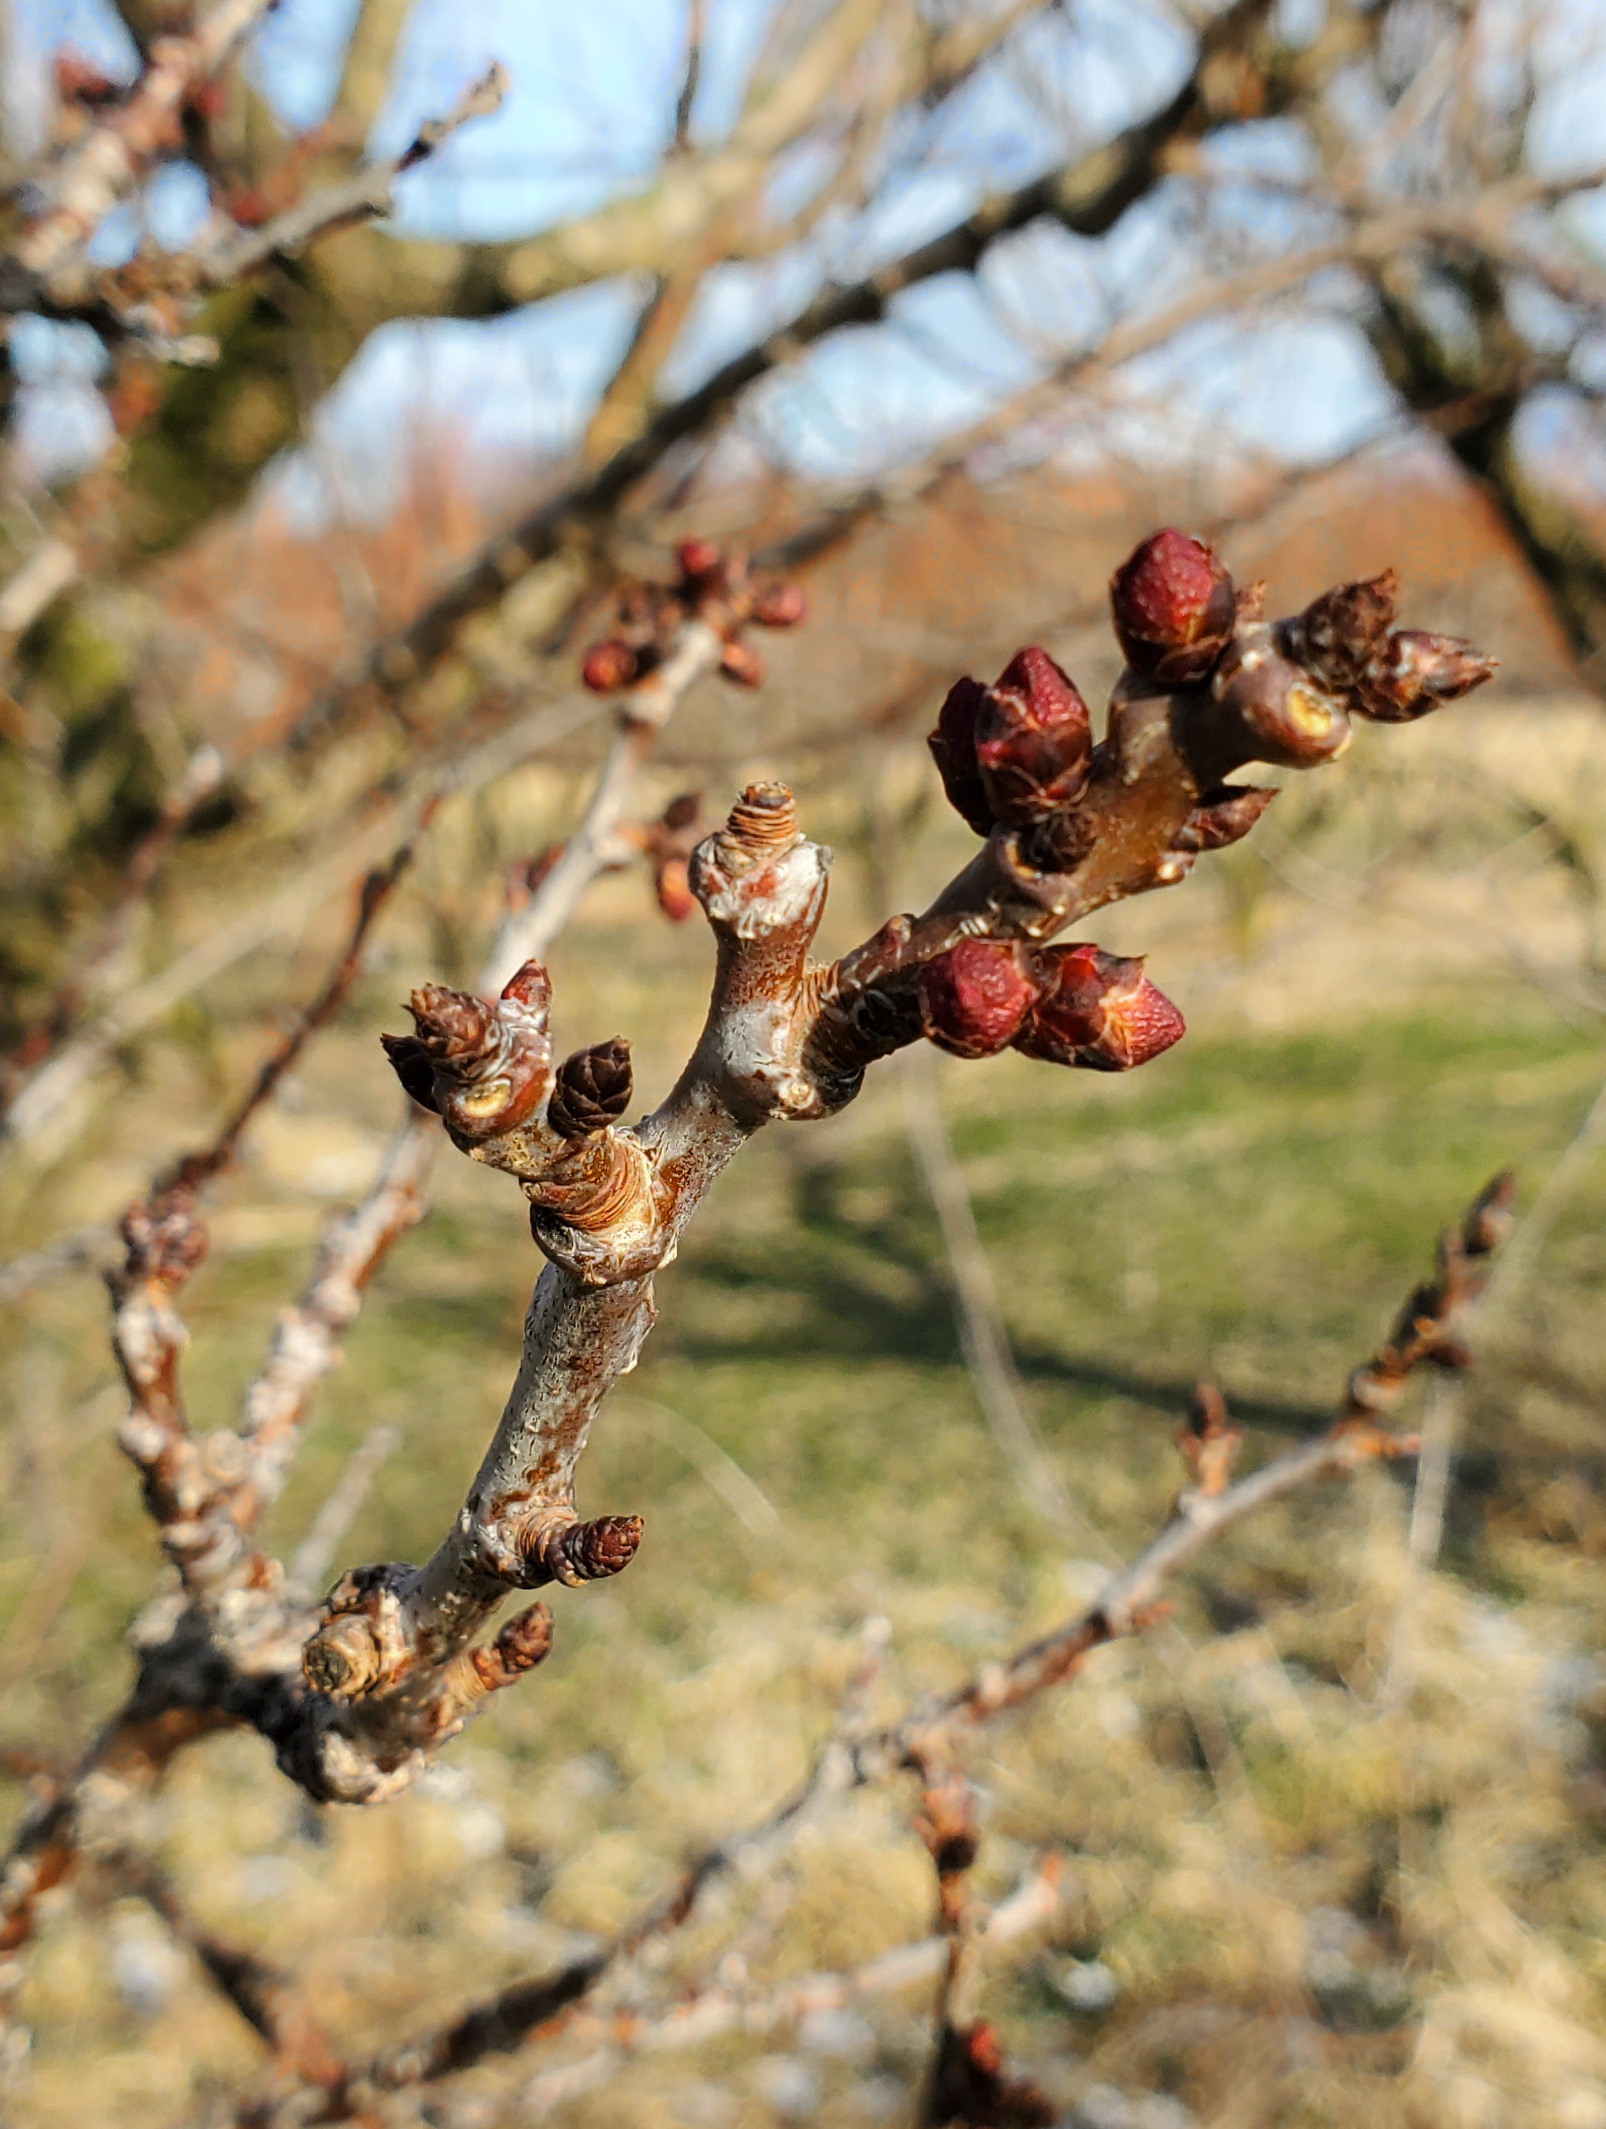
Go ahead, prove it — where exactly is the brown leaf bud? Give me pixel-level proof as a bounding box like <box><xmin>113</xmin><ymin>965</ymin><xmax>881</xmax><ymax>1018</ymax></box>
<box><xmin>1280</xmin><ymin>568</ymin><xmax>1398</xmax><ymax>689</ymax></box>
<box><xmin>718</xmin><ymin>638</ymin><xmax>765</xmax><ymax>688</ymax></box>
<box><xmin>927</xmin><ymin>675</ymin><xmax>995</xmax><ymax>836</ymax></box>
<box><xmin>1014</xmin><ymin>943</ymin><xmax>1185</xmax><ymax>1072</ymax></box>
<box><xmin>676</xmin><ymin>536</ymin><xmax>723</xmax><ymax>582</ymax></box>
<box><xmin>918</xmin><ymin>939</ymin><xmax>1042</xmax><ymax>1059</ymax></box>
<box><xmin>529</xmin><ymin>1513</ymin><xmax>644</xmax><ymax>1588</ymax></box>
<box><xmin>548</xmin><ymin>1037</ymin><xmax>633</xmax><ymax>1139</ymax></box>
<box><xmin>752</xmin><ymin>581</ymin><xmax>806</xmax><ymax>628</ymax></box>
<box><xmin>582</xmin><ymin>638</ymin><xmax>639</xmax><ymax>693</ymax></box>
<box><xmin>384</xmin><ymin>960</ymin><xmax>553</xmax><ymax>1142</ymax></box>
<box><xmin>725</xmin><ymin>781</ymin><xmax>798</xmax><ymax>852</ymax></box>
<box><xmin>119</xmin><ymin>1192</ymin><xmax>208</xmax><ymax>1288</ymax></box>
<box><xmin>654</xmin><ymin>854</ymin><xmax>696</xmax><ymax>922</ymax></box>
<box><xmin>1354</xmin><ymin>629</ymin><xmax>1498</xmax><ymax>722</ymax></box>
<box><xmin>1171</xmin><ymin>782</ymin><xmax>1278</xmax><ymax>854</ymax></box>
<box><xmin>975</xmin><ymin>647</ymin><xmax>1092</xmax><ymax>823</ymax></box>
<box><xmin>1110</xmin><ymin>528</ymin><xmax>1237</xmax><ymax>684</ymax></box>
<box><xmin>1209</xmin><ymin>636</ymin><xmax>1351</xmax><ymax>768</ymax></box>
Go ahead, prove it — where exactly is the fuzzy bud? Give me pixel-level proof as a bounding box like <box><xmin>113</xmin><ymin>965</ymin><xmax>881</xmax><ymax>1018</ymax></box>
<box><xmin>582</xmin><ymin>639</ymin><xmax>639</xmax><ymax>693</ymax></box>
<box><xmin>676</xmin><ymin>537</ymin><xmax>722</xmax><ymax>582</ymax></box>
<box><xmin>1280</xmin><ymin>569</ymin><xmax>1398</xmax><ymax>690</ymax></box>
<box><xmin>918</xmin><ymin>939</ymin><xmax>1041</xmax><ymax>1059</ymax></box>
<box><xmin>752</xmin><ymin>581</ymin><xmax>806</xmax><ymax>628</ymax></box>
<box><xmin>974</xmin><ymin>647</ymin><xmax>1092</xmax><ymax>823</ymax></box>
<box><xmin>927</xmin><ymin>675</ymin><xmax>994</xmax><ymax>836</ymax></box>
<box><xmin>719</xmin><ymin>639</ymin><xmax>765</xmax><ymax>688</ymax></box>
<box><xmin>1355</xmin><ymin>629</ymin><xmax>1498</xmax><ymax>722</ymax></box>
<box><xmin>382</xmin><ymin>960</ymin><xmax>553</xmax><ymax>1142</ymax></box>
<box><xmin>1208</xmin><ymin>635</ymin><xmax>1351</xmax><ymax>768</ymax></box>
<box><xmin>1110</xmin><ymin>529</ymin><xmax>1237</xmax><ymax>685</ymax></box>
<box><xmin>1014</xmin><ymin>943</ymin><xmax>1185</xmax><ymax>1072</ymax></box>
<box><xmin>547</xmin><ymin>1037</ymin><xmax>633</xmax><ymax>1139</ymax></box>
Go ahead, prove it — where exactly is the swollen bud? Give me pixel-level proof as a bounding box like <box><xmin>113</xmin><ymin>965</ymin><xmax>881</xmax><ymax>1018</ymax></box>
<box><xmin>582</xmin><ymin>639</ymin><xmax>639</xmax><ymax>693</ymax></box>
<box><xmin>927</xmin><ymin>675</ymin><xmax>995</xmax><ymax>836</ymax></box>
<box><xmin>918</xmin><ymin>939</ymin><xmax>1042</xmax><ymax>1059</ymax></box>
<box><xmin>1110</xmin><ymin>529</ymin><xmax>1237</xmax><ymax>685</ymax></box>
<box><xmin>676</xmin><ymin>537</ymin><xmax>722</xmax><ymax>582</ymax></box>
<box><xmin>752</xmin><ymin>581</ymin><xmax>806</xmax><ymax>628</ymax></box>
<box><xmin>974</xmin><ymin>647</ymin><xmax>1092</xmax><ymax>823</ymax></box>
<box><xmin>547</xmin><ymin>1037</ymin><xmax>633</xmax><ymax>1139</ymax></box>
<box><xmin>719</xmin><ymin>639</ymin><xmax>765</xmax><ymax>688</ymax></box>
<box><xmin>1013</xmin><ymin>944</ymin><xmax>1185</xmax><ymax>1072</ymax></box>
<box><xmin>1354</xmin><ymin>629</ymin><xmax>1498</xmax><ymax>722</ymax></box>
<box><xmin>1209</xmin><ymin>636</ymin><xmax>1351</xmax><ymax>768</ymax></box>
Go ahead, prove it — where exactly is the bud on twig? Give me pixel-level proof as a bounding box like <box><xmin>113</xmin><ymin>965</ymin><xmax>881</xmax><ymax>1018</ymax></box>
<box><xmin>1208</xmin><ymin>633</ymin><xmax>1351</xmax><ymax>768</ymax></box>
<box><xmin>1110</xmin><ymin>528</ymin><xmax>1237</xmax><ymax>685</ymax></box>
<box><xmin>527</xmin><ymin>1513</ymin><xmax>644</xmax><ymax>1588</ymax></box>
<box><xmin>928</xmin><ymin>676</ymin><xmax>995</xmax><ymax>836</ymax></box>
<box><xmin>1354</xmin><ymin>629</ymin><xmax>1499</xmax><ymax>723</ymax></box>
<box><xmin>1179</xmin><ymin>1381</ymin><xmax>1243</xmax><ymax>1497</ymax></box>
<box><xmin>752</xmin><ymin>582</ymin><xmax>807</xmax><ymax>628</ymax></box>
<box><xmin>1171</xmin><ymin>783</ymin><xmax>1278</xmax><ymax>855</ymax></box>
<box><xmin>547</xmin><ymin>1038</ymin><xmax>633</xmax><ymax>1140</ymax></box>
<box><xmin>381</xmin><ymin>960</ymin><xmax>553</xmax><ymax>1142</ymax></box>
<box><xmin>719</xmin><ymin>638</ymin><xmax>765</xmax><ymax>688</ymax></box>
<box><xmin>1279</xmin><ymin>569</ymin><xmax>1397</xmax><ymax>689</ymax></box>
<box><xmin>1013</xmin><ymin>944</ymin><xmax>1184</xmax><ymax>1072</ymax></box>
<box><xmin>582</xmin><ymin>639</ymin><xmax>640</xmax><ymax>694</ymax></box>
<box><xmin>918</xmin><ymin>941</ymin><xmax>1042</xmax><ymax>1059</ymax></box>
<box><xmin>974</xmin><ymin>648</ymin><xmax>1092</xmax><ymax>824</ymax></box>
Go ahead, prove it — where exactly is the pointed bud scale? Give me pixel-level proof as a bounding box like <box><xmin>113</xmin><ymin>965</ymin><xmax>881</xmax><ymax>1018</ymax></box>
<box><xmin>1013</xmin><ymin>943</ymin><xmax>1185</xmax><ymax>1072</ymax></box>
<box><xmin>1110</xmin><ymin>529</ymin><xmax>1237</xmax><ymax>685</ymax></box>
<box><xmin>547</xmin><ymin>1037</ymin><xmax>633</xmax><ymax>1139</ymax></box>
<box><xmin>1355</xmin><ymin>629</ymin><xmax>1498</xmax><ymax>722</ymax></box>
<box><xmin>974</xmin><ymin>647</ymin><xmax>1092</xmax><ymax>823</ymax></box>
<box><xmin>719</xmin><ymin>638</ymin><xmax>765</xmax><ymax>687</ymax></box>
<box><xmin>751</xmin><ymin>581</ymin><xmax>806</xmax><ymax>628</ymax></box>
<box><xmin>918</xmin><ymin>940</ymin><xmax>1041</xmax><ymax>1059</ymax></box>
<box><xmin>927</xmin><ymin>675</ymin><xmax>996</xmax><ymax>836</ymax></box>
<box><xmin>582</xmin><ymin>639</ymin><xmax>639</xmax><ymax>693</ymax></box>
<box><xmin>1281</xmin><ymin>569</ymin><xmax>1398</xmax><ymax>690</ymax></box>
<box><xmin>1171</xmin><ymin>783</ymin><xmax>1278</xmax><ymax>855</ymax></box>
<box><xmin>379</xmin><ymin>1032</ymin><xmax>440</xmax><ymax>1113</ymax></box>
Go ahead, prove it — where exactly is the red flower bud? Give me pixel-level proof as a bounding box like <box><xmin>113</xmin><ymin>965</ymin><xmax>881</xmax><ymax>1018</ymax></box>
<box><xmin>719</xmin><ymin>639</ymin><xmax>765</xmax><ymax>687</ymax></box>
<box><xmin>1014</xmin><ymin>944</ymin><xmax>1184</xmax><ymax>1072</ymax></box>
<box><xmin>918</xmin><ymin>939</ymin><xmax>1042</xmax><ymax>1059</ymax></box>
<box><xmin>582</xmin><ymin>639</ymin><xmax>639</xmax><ymax>693</ymax></box>
<box><xmin>927</xmin><ymin>676</ymin><xmax>995</xmax><ymax>836</ymax></box>
<box><xmin>1280</xmin><ymin>569</ymin><xmax>1398</xmax><ymax>690</ymax></box>
<box><xmin>1354</xmin><ymin>629</ymin><xmax>1498</xmax><ymax>722</ymax></box>
<box><xmin>974</xmin><ymin>647</ymin><xmax>1092</xmax><ymax>823</ymax></box>
<box><xmin>1110</xmin><ymin>529</ymin><xmax>1237</xmax><ymax>685</ymax></box>
<box><xmin>676</xmin><ymin>537</ymin><xmax>722</xmax><ymax>582</ymax></box>
<box><xmin>751</xmin><ymin>581</ymin><xmax>806</xmax><ymax>628</ymax></box>
<box><xmin>1208</xmin><ymin>635</ymin><xmax>1351</xmax><ymax>768</ymax></box>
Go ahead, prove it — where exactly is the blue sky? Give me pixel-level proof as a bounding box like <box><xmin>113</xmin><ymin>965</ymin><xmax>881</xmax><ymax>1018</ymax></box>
<box><xmin>8</xmin><ymin>0</ymin><xmax>1606</xmax><ymax>521</ymax></box>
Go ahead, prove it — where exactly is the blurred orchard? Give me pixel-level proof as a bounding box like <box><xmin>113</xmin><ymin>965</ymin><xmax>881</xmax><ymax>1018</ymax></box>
<box><xmin>4</xmin><ymin>0</ymin><xmax>1606</xmax><ymax>2126</ymax></box>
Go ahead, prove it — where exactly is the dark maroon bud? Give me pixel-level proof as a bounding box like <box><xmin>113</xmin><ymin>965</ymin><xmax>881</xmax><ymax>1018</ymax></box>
<box><xmin>529</xmin><ymin>1513</ymin><xmax>644</xmax><ymax>1586</ymax></box>
<box><xmin>1110</xmin><ymin>529</ymin><xmax>1237</xmax><ymax>684</ymax></box>
<box><xmin>1014</xmin><ymin>943</ymin><xmax>1185</xmax><ymax>1072</ymax></box>
<box><xmin>1354</xmin><ymin>629</ymin><xmax>1498</xmax><ymax>722</ymax></box>
<box><xmin>547</xmin><ymin>1037</ymin><xmax>633</xmax><ymax>1140</ymax></box>
<box><xmin>1280</xmin><ymin>569</ymin><xmax>1398</xmax><ymax>690</ymax></box>
<box><xmin>918</xmin><ymin>939</ymin><xmax>1042</xmax><ymax>1059</ymax></box>
<box><xmin>974</xmin><ymin>647</ymin><xmax>1092</xmax><ymax>823</ymax></box>
<box><xmin>676</xmin><ymin>537</ymin><xmax>722</xmax><ymax>582</ymax></box>
<box><xmin>380</xmin><ymin>1031</ymin><xmax>440</xmax><ymax>1113</ymax></box>
<box><xmin>927</xmin><ymin>675</ymin><xmax>995</xmax><ymax>836</ymax></box>
<box><xmin>1208</xmin><ymin>635</ymin><xmax>1351</xmax><ymax>768</ymax></box>
<box><xmin>661</xmin><ymin>790</ymin><xmax>701</xmax><ymax>832</ymax></box>
<box><xmin>719</xmin><ymin>639</ymin><xmax>765</xmax><ymax>687</ymax></box>
<box><xmin>385</xmin><ymin>960</ymin><xmax>553</xmax><ymax>1142</ymax></box>
<box><xmin>751</xmin><ymin>581</ymin><xmax>806</xmax><ymax>628</ymax></box>
<box><xmin>582</xmin><ymin>639</ymin><xmax>639</xmax><ymax>693</ymax></box>
<box><xmin>1171</xmin><ymin>783</ymin><xmax>1278</xmax><ymax>854</ymax></box>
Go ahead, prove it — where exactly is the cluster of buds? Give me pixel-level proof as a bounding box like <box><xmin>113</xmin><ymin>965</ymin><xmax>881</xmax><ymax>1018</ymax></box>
<box><xmin>381</xmin><ymin>960</ymin><xmax>554</xmax><ymax>1144</ymax></box>
<box><xmin>581</xmin><ymin>538</ymin><xmax>806</xmax><ymax>696</ymax></box>
<box><xmin>916</xmin><ymin>938</ymin><xmax>1184</xmax><ymax>1074</ymax></box>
